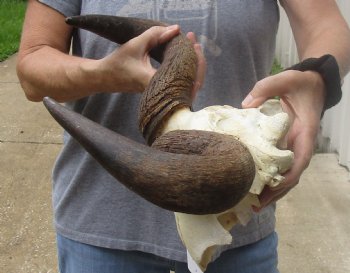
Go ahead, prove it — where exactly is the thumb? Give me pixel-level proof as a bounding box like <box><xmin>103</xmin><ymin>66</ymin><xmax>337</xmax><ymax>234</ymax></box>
<box><xmin>131</xmin><ymin>25</ymin><xmax>180</xmax><ymax>54</ymax></box>
<box><xmin>242</xmin><ymin>71</ymin><xmax>298</xmax><ymax>108</ymax></box>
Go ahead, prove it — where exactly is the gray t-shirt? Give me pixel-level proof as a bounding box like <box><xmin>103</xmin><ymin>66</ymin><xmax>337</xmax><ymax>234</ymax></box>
<box><xmin>40</xmin><ymin>0</ymin><xmax>280</xmax><ymax>262</ymax></box>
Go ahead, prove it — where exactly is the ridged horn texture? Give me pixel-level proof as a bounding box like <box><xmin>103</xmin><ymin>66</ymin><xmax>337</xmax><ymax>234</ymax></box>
<box><xmin>139</xmin><ymin>33</ymin><xmax>195</xmax><ymax>144</ymax></box>
<box><xmin>66</xmin><ymin>15</ymin><xmax>194</xmax><ymax>144</ymax></box>
<box><xmin>43</xmin><ymin>97</ymin><xmax>255</xmax><ymax>214</ymax></box>
<box><xmin>43</xmin><ymin>15</ymin><xmax>256</xmax><ymax>214</ymax></box>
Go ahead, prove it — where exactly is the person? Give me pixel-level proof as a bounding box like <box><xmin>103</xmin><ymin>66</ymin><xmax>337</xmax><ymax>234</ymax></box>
<box><xmin>17</xmin><ymin>0</ymin><xmax>350</xmax><ymax>272</ymax></box>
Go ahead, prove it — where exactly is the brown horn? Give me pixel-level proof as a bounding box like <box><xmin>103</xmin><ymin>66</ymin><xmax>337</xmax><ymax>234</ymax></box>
<box><xmin>44</xmin><ymin>15</ymin><xmax>256</xmax><ymax>214</ymax></box>
<box><xmin>66</xmin><ymin>15</ymin><xmax>193</xmax><ymax>143</ymax></box>
<box><xmin>66</xmin><ymin>15</ymin><xmax>167</xmax><ymax>62</ymax></box>
<box><xmin>43</xmin><ymin>97</ymin><xmax>255</xmax><ymax>214</ymax></box>
<box><xmin>138</xmin><ymin>33</ymin><xmax>195</xmax><ymax>144</ymax></box>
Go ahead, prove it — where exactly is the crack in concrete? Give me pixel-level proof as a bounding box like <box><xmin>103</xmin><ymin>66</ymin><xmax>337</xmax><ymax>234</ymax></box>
<box><xmin>0</xmin><ymin>140</ymin><xmax>62</xmax><ymax>145</ymax></box>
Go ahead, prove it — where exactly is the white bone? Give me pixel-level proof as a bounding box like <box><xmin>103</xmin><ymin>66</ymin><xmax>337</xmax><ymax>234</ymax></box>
<box><xmin>161</xmin><ymin>99</ymin><xmax>294</xmax><ymax>271</ymax></box>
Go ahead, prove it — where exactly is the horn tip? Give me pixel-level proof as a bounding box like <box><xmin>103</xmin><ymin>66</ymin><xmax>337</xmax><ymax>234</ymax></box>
<box><xmin>65</xmin><ymin>16</ymin><xmax>77</xmax><ymax>26</ymax></box>
<box><xmin>42</xmin><ymin>97</ymin><xmax>60</xmax><ymax>115</ymax></box>
<box><xmin>43</xmin><ymin>96</ymin><xmax>54</xmax><ymax>107</ymax></box>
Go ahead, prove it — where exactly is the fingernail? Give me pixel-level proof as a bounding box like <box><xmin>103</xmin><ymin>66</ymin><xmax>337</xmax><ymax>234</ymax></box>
<box><xmin>252</xmin><ymin>205</ymin><xmax>260</xmax><ymax>212</ymax></box>
<box><xmin>166</xmin><ymin>25</ymin><xmax>178</xmax><ymax>31</ymax></box>
<box><xmin>242</xmin><ymin>94</ymin><xmax>253</xmax><ymax>107</ymax></box>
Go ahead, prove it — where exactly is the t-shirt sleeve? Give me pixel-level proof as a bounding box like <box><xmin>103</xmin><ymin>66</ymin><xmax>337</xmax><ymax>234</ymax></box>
<box><xmin>38</xmin><ymin>0</ymin><xmax>81</xmax><ymax>17</ymax></box>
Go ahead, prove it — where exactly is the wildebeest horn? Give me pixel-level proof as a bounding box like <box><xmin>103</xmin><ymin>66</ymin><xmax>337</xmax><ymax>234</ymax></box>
<box><xmin>66</xmin><ymin>15</ymin><xmax>167</xmax><ymax>62</ymax></box>
<box><xmin>43</xmin><ymin>15</ymin><xmax>255</xmax><ymax>214</ymax></box>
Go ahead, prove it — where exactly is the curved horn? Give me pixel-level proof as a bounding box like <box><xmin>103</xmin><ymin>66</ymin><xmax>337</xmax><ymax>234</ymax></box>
<box><xmin>66</xmin><ymin>15</ymin><xmax>167</xmax><ymax>62</ymax></box>
<box><xmin>66</xmin><ymin>15</ymin><xmax>192</xmax><ymax>141</ymax></box>
<box><xmin>139</xmin><ymin>34</ymin><xmax>195</xmax><ymax>144</ymax></box>
<box><xmin>43</xmin><ymin>97</ymin><xmax>255</xmax><ymax>214</ymax></box>
<box><xmin>44</xmin><ymin>15</ymin><xmax>256</xmax><ymax>214</ymax></box>
<box><xmin>66</xmin><ymin>15</ymin><xmax>194</xmax><ymax>143</ymax></box>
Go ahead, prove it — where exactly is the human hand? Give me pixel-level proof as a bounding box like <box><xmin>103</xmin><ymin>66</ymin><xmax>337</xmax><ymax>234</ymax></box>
<box><xmin>92</xmin><ymin>25</ymin><xmax>180</xmax><ymax>92</ymax></box>
<box><xmin>91</xmin><ymin>25</ymin><xmax>206</xmax><ymax>94</ymax></box>
<box><xmin>242</xmin><ymin>70</ymin><xmax>326</xmax><ymax>210</ymax></box>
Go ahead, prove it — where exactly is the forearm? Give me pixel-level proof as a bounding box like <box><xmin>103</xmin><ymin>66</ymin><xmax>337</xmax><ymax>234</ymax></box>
<box><xmin>17</xmin><ymin>46</ymin><xmax>104</xmax><ymax>102</ymax></box>
<box><xmin>295</xmin><ymin>21</ymin><xmax>350</xmax><ymax>79</ymax></box>
<box><xmin>17</xmin><ymin>0</ymin><xmax>151</xmax><ymax>103</ymax></box>
<box><xmin>16</xmin><ymin>0</ymin><xmax>108</xmax><ymax>102</ymax></box>
<box><xmin>281</xmin><ymin>0</ymin><xmax>350</xmax><ymax>79</ymax></box>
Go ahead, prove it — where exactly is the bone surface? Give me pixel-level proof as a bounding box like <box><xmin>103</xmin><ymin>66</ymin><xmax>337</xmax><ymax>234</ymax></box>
<box><xmin>162</xmin><ymin>99</ymin><xmax>293</xmax><ymax>195</ymax></box>
<box><xmin>167</xmin><ymin>99</ymin><xmax>294</xmax><ymax>270</ymax></box>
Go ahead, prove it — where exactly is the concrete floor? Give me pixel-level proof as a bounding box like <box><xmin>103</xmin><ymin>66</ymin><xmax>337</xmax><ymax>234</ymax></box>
<box><xmin>1</xmin><ymin>55</ymin><xmax>350</xmax><ymax>273</ymax></box>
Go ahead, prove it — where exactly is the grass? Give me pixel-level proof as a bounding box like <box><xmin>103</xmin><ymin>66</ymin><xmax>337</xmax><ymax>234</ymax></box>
<box><xmin>0</xmin><ymin>0</ymin><xmax>27</xmax><ymax>61</ymax></box>
<box><xmin>271</xmin><ymin>59</ymin><xmax>284</xmax><ymax>75</ymax></box>
<box><xmin>270</xmin><ymin>59</ymin><xmax>284</xmax><ymax>75</ymax></box>
<box><xmin>270</xmin><ymin>59</ymin><xmax>283</xmax><ymax>100</ymax></box>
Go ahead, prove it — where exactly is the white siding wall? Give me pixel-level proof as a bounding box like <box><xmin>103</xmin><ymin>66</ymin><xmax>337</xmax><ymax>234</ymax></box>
<box><xmin>275</xmin><ymin>1</ymin><xmax>350</xmax><ymax>169</ymax></box>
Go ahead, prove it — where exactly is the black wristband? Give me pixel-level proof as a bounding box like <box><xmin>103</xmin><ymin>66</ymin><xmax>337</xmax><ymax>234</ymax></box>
<box><xmin>285</xmin><ymin>54</ymin><xmax>342</xmax><ymax>116</ymax></box>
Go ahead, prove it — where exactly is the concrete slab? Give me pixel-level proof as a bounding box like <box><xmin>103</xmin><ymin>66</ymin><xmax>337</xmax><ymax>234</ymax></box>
<box><xmin>276</xmin><ymin>154</ymin><xmax>350</xmax><ymax>273</ymax></box>
<box><xmin>0</xmin><ymin>54</ymin><xmax>62</xmax><ymax>273</ymax></box>
<box><xmin>0</xmin><ymin>56</ymin><xmax>18</xmax><ymax>83</ymax></box>
<box><xmin>0</xmin><ymin>142</ymin><xmax>61</xmax><ymax>273</ymax></box>
<box><xmin>0</xmin><ymin>58</ymin><xmax>63</xmax><ymax>144</ymax></box>
<box><xmin>1</xmin><ymin>54</ymin><xmax>350</xmax><ymax>273</ymax></box>
<box><xmin>0</xmin><ymin>83</ymin><xmax>63</xmax><ymax>144</ymax></box>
